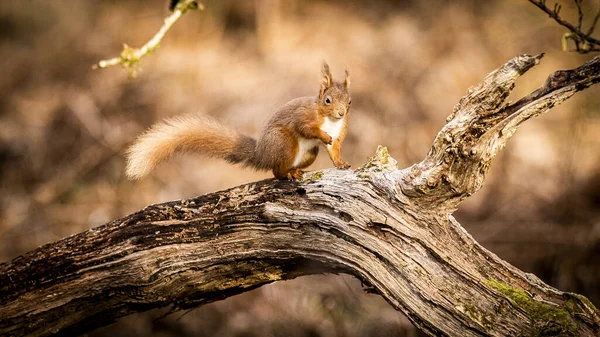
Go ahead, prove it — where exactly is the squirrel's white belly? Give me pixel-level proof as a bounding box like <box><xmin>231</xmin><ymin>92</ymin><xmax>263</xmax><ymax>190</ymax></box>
<box><xmin>320</xmin><ymin>117</ymin><xmax>344</xmax><ymax>149</ymax></box>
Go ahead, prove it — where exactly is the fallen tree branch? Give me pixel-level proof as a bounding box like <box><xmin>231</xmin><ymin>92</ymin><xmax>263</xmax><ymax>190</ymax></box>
<box><xmin>93</xmin><ymin>0</ymin><xmax>203</xmax><ymax>77</ymax></box>
<box><xmin>2</xmin><ymin>55</ymin><xmax>600</xmax><ymax>337</ymax></box>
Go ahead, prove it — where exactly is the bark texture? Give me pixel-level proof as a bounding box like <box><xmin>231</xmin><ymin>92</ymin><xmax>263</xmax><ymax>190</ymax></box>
<box><xmin>1</xmin><ymin>55</ymin><xmax>600</xmax><ymax>337</ymax></box>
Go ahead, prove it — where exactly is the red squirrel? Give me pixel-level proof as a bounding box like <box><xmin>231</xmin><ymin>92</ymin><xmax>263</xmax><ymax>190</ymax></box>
<box><xmin>126</xmin><ymin>62</ymin><xmax>351</xmax><ymax>180</ymax></box>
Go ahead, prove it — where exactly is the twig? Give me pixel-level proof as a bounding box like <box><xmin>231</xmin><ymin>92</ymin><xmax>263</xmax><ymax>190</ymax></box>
<box><xmin>93</xmin><ymin>0</ymin><xmax>203</xmax><ymax>77</ymax></box>
<box><xmin>587</xmin><ymin>3</ymin><xmax>600</xmax><ymax>35</ymax></box>
<box><xmin>528</xmin><ymin>0</ymin><xmax>600</xmax><ymax>53</ymax></box>
<box><xmin>575</xmin><ymin>0</ymin><xmax>584</xmax><ymax>29</ymax></box>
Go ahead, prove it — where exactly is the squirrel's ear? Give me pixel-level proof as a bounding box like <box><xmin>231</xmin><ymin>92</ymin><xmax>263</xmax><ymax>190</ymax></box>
<box><xmin>344</xmin><ymin>69</ymin><xmax>351</xmax><ymax>89</ymax></box>
<box><xmin>320</xmin><ymin>62</ymin><xmax>333</xmax><ymax>96</ymax></box>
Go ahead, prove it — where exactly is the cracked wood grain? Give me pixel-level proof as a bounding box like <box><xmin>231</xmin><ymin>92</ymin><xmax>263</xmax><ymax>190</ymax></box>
<box><xmin>1</xmin><ymin>55</ymin><xmax>600</xmax><ymax>337</ymax></box>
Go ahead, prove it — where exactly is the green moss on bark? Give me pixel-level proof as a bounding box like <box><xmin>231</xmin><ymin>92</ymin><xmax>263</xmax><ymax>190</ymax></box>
<box><xmin>487</xmin><ymin>279</ymin><xmax>577</xmax><ymax>337</ymax></box>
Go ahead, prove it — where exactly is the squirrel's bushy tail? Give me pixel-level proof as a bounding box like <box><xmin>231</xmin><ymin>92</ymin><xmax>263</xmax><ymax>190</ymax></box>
<box><xmin>126</xmin><ymin>115</ymin><xmax>256</xmax><ymax>179</ymax></box>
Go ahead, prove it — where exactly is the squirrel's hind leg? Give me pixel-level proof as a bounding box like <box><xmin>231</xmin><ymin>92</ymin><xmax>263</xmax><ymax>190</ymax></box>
<box><xmin>273</xmin><ymin>166</ymin><xmax>304</xmax><ymax>181</ymax></box>
<box><xmin>287</xmin><ymin>168</ymin><xmax>304</xmax><ymax>180</ymax></box>
<box><xmin>275</xmin><ymin>168</ymin><xmax>303</xmax><ymax>181</ymax></box>
<box><xmin>272</xmin><ymin>145</ymin><xmax>317</xmax><ymax>180</ymax></box>
<box><xmin>295</xmin><ymin>146</ymin><xmax>319</xmax><ymax>169</ymax></box>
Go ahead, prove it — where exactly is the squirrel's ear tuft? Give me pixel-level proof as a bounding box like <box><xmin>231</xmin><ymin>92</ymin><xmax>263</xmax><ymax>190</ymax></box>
<box><xmin>320</xmin><ymin>61</ymin><xmax>333</xmax><ymax>96</ymax></box>
<box><xmin>344</xmin><ymin>69</ymin><xmax>351</xmax><ymax>89</ymax></box>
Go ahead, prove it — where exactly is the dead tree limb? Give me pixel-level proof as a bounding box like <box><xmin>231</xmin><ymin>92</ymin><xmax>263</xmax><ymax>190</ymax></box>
<box><xmin>2</xmin><ymin>54</ymin><xmax>600</xmax><ymax>337</ymax></box>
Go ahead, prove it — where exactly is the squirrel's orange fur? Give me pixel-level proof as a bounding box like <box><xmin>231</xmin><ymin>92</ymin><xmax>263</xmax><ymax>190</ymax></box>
<box><xmin>126</xmin><ymin>62</ymin><xmax>352</xmax><ymax>180</ymax></box>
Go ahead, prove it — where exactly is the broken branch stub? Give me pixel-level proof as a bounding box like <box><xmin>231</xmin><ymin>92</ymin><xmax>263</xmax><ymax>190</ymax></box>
<box><xmin>399</xmin><ymin>54</ymin><xmax>600</xmax><ymax>212</ymax></box>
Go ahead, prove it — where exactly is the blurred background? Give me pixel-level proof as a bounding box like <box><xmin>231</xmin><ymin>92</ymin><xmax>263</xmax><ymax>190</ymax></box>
<box><xmin>1</xmin><ymin>0</ymin><xmax>599</xmax><ymax>336</ymax></box>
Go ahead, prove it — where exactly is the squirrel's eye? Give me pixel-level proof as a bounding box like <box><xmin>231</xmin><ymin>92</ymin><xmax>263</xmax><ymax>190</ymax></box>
<box><xmin>325</xmin><ymin>97</ymin><xmax>332</xmax><ymax>105</ymax></box>
<box><xmin>348</xmin><ymin>99</ymin><xmax>352</xmax><ymax>105</ymax></box>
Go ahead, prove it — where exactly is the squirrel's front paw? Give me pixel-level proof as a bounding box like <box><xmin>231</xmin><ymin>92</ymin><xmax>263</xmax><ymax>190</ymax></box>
<box><xmin>321</xmin><ymin>134</ymin><xmax>333</xmax><ymax>145</ymax></box>
<box><xmin>334</xmin><ymin>161</ymin><xmax>351</xmax><ymax>169</ymax></box>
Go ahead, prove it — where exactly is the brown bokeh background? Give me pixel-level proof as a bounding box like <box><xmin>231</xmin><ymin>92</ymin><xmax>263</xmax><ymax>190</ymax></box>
<box><xmin>1</xmin><ymin>0</ymin><xmax>599</xmax><ymax>336</ymax></box>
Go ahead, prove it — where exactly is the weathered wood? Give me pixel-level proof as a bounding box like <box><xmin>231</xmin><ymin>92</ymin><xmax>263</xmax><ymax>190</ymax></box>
<box><xmin>1</xmin><ymin>55</ymin><xmax>600</xmax><ymax>337</ymax></box>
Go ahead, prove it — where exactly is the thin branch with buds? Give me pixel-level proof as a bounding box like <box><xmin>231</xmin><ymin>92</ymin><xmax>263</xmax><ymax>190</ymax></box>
<box><xmin>93</xmin><ymin>0</ymin><xmax>203</xmax><ymax>77</ymax></box>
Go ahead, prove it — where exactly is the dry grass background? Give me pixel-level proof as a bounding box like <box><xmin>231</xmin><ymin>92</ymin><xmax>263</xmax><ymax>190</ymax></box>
<box><xmin>0</xmin><ymin>0</ymin><xmax>599</xmax><ymax>336</ymax></box>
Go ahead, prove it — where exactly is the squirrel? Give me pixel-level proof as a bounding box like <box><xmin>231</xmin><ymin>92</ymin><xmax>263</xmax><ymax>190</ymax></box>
<box><xmin>126</xmin><ymin>62</ymin><xmax>352</xmax><ymax>181</ymax></box>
